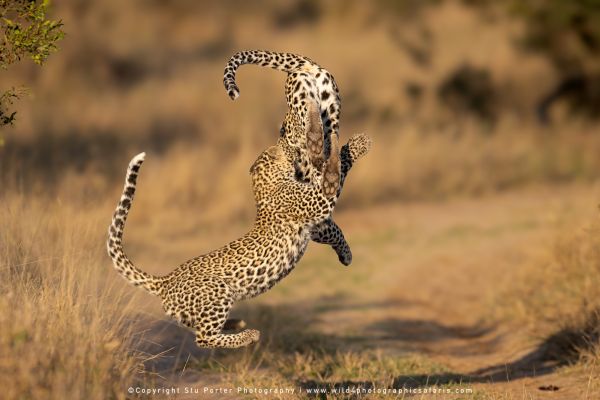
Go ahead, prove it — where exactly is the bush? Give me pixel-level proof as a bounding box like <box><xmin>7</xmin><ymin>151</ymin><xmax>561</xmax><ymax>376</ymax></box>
<box><xmin>0</xmin><ymin>0</ymin><xmax>64</xmax><ymax>127</ymax></box>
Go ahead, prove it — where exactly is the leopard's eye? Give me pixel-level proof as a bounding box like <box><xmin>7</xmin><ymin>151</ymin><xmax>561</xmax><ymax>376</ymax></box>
<box><xmin>279</xmin><ymin>126</ymin><xmax>285</xmax><ymax>136</ymax></box>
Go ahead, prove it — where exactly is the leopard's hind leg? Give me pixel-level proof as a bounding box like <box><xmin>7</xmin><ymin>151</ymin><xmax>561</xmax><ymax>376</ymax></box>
<box><xmin>304</xmin><ymin>99</ymin><xmax>340</xmax><ymax>199</ymax></box>
<box><xmin>195</xmin><ymin>281</ymin><xmax>259</xmax><ymax>349</ymax></box>
<box><xmin>164</xmin><ymin>278</ymin><xmax>259</xmax><ymax>349</ymax></box>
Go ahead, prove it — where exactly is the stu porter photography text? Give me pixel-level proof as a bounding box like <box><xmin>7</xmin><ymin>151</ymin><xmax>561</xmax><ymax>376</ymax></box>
<box><xmin>128</xmin><ymin>385</ymin><xmax>474</xmax><ymax>396</ymax></box>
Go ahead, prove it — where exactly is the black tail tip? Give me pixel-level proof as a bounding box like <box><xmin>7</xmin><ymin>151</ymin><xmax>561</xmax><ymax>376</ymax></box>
<box><xmin>228</xmin><ymin>87</ymin><xmax>240</xmax><ymax>100</ymax></box>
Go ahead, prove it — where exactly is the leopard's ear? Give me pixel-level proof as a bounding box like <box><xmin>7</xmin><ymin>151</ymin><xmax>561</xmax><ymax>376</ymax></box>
<box><xmin>250</xmin><ymin>146</ymin><xmax>281</xmax><ymax>174</ymax></box>
<box><xmin>265</xmin><ymin>145</ymin><xmax>281</xmax><ymax>158</ymax></box>
<box><xmin>249</xmin><ymin>158</ymin><xmax>259</xmax><ymax>174</ymax></box>
<box><xmin>305</xmin><ymin>98</ymin><xmax>325</xmax><ymax>170</ymax></box>
<box><xmin>249</xmin><ymin>153</ymin><xmax>264</xmax><ymax>174</ymax></box>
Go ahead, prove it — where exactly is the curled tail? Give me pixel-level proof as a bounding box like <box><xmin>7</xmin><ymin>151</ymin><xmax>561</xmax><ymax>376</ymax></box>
<box><xmin>223</xmin><ymin>50</ymin><xmax>317</xmax><ymax>100</ymax></box>
<box><xmin>107</xmin><ymin>153</ymin><xmax>164</xmax><ymax>297</ymax></box>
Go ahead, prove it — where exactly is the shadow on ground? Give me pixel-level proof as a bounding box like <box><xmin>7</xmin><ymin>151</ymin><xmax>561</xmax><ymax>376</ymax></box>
<box><xmin>128</xmin><ymin>297</ymin><xmax>598</xmax><ymax>394</ymax></box>
<box><xmin>301</xmin><ymin>311</ymin><xmax>600</xmax><ymax>397</ymax></box>
<box><xmin>390</xmin><ymin>309</ymin><xmax>600</xmax><ymax>389</ymax></box>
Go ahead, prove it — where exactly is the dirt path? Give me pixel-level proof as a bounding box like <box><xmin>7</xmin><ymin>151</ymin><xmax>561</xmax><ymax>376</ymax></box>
<box><xmin>133</xmin><ymin>184</ymin><xmax>600</xmax><ymax>399</ymax></box>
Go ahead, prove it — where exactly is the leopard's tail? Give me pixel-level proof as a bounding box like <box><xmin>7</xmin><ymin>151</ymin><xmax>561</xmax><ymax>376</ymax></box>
<box><xmin>107</xmin><ymin>153</ymin><xmax>164</xmax><ymax>297</ymax></box>
<box><xmin>223</xmin><ymin>50</ymin><xmax>318</xmax><ymax>100</ymax></box>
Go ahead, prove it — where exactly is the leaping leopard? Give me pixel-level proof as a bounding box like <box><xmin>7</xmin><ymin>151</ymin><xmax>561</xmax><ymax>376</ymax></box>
<box><xmin>107</xmin><ymin>101</ymin><xmax>371</xmax><ymax>348</ymax></box>
<box><xmin>223</xmin><ymin>50</ymin><xmax>360</xmax><ymax>265</ymax></box>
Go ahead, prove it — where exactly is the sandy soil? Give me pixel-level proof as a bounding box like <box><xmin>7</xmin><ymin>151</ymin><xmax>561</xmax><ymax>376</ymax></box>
<box><xmin>129</xmin><ymin>184</ymin><xmax>600</xmax><ymax>399</ymax></box>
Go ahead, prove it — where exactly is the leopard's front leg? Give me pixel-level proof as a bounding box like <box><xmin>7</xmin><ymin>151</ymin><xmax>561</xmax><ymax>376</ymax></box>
<box><xmin>310</xmin><ymin>219</ymin><xmax>352</xmax><ymax>266</ymax></box>
<box><xmin>310</xmin><ymin>132</ymin><xmax>372</xmax><ymax>264</ymax></box>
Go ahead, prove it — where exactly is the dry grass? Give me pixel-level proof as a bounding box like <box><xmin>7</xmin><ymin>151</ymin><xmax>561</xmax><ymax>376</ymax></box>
<box><xmin>4</xmin><ymin>122</ymin><xmax>600</xmax><ymax>228</ymax></box>
<box><xmin>342</xmin><ymin>122</ymin><xmax>600</xmax><ymax>205</ymax></box>
<box><xmin>497</xmin><ymin>209</ymin><xmax>600</xmax><ymax>388</ymax></box>
<box><xmin>1</xmin><ymin>0</ymin><xmax>600</xmax><ymax>398</ymax></box>
<box><xmin>0</xmin><ymin>195</ymin><xmax>146</xmax><ymax>400</ymax></box>
<box><xmin>1</xmin><ymin>0</ymin><xmax>599</xmax><ymax>213</ymax></box>
<box><xmin>189</xmin><ymin>304</ymin><xmax>462</xmax><ymax>399</ymax></box>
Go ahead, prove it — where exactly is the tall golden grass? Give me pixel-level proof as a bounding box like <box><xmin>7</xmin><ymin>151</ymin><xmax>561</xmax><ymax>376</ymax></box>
<box><xmin>503</xmin><ymin>215</ymin><xmax>600</xmax><ymax>369</ymax></box>
<box><xmin>0</xmin><ymin>196</ymin><xmax>144</xmax><ymax>400</ymax></box>
<box><xmin>1</xmin><ymin>0</ymin><xmax>600</xmax><ymax>397</ymax></box>
<box><xmin>4</xmin><ymin>121</ymin><xmax>600</xmax><ymax>227</ymax></box>
<box><xmin>2</xmin><ymin>1</ymin><xmax>599</xmax><ymax>215</ymax></box>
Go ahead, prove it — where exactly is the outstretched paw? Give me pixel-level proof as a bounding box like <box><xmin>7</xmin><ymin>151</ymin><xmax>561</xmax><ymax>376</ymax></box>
<box><xmin>346</xmin><ymin>133</ymin><xmax>372</xmax><ymax>162</ymax></box>
<box><xmin>337</xmin><ymin>246</ymin><xmax>352</xmax><ymax>266</ymax></box>
<box><xmin>246</xmin><ymin>329</ymin><xmax>260</xmax><ymax>344</ymax></box>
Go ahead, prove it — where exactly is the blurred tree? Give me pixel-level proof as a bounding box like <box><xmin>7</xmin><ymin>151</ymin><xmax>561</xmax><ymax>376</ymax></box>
<box><xmin>1</xmin><ymin>0</ymin><xmax>64</xmax><ymax>128</ymax></box>
<box><xmin>508</xmin><ymin>0</ymin><xmax>600</xmax><ymax>121</ymax></box>
<box><xmin>509</xmin><ymin>0</ymin><xmax>600</xmax><ymax>72</ymax></box>
<box><xmin>438</xmin><ymin>65</ymin><xmax>497</xmax><ymax>124</ymax></box>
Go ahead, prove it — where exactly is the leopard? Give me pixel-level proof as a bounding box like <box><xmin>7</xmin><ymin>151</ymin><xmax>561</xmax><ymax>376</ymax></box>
<box><xmin>224</xmin><ymin>50</ymin><xmax>340</xmax><ymax>181</ymax></box>
<box><xmin>223</xmin><ymin>50</ymin><xmax>358</xmax><ymax>266</ymax></box>
<box><xmin>107</xmin><ymin>100</ymin><xmax>371</xmax><ymax>348</ymax></box>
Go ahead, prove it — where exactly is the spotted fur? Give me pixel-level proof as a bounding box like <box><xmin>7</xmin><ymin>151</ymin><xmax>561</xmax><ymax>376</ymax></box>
<box><xmin>224</xmin><ymin>50</ymin><xmax>364</xmax><ymax>265</ymax></box>
<box><xmin>107</xmin><ymin>104</ymin><xmax>371</xmax><ymax>348</ymax></box>
<box><xmin>224</xmin><ymin>50</ymin><xmax>341</xmax><ymax>176</ymax></box>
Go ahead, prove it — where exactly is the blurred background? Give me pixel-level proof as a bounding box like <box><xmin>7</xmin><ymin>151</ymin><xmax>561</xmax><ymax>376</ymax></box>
<box><xmin>2</xmin><ymin>0</ymin><xmax>600</xmax><ymax>214</ymax></box>
<box><xmin>1</xmin><ymin>1</ymin><xmax>600</xmax><ymax>398</ymax></box>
